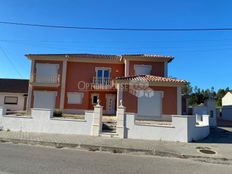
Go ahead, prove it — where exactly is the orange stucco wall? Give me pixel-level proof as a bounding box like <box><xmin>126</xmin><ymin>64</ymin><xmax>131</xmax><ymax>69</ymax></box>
<box><xmin>88</xmin><ymin>91</ymin><xmax>117</xmax><ymax>111</ymax></box>
<box><xmin>30</xmin><ymin>60</ymin><xmax>176</xmax><ymax>114</ymax></box>
<box><xmin>64</xmin><ymin>62</ymin><xmax>124</xmax><ymax>110</ymax></box>
<box><xmin>31</xmin><ymin>60</ymin><xmax>63</xmax><ymax>109</ymax></box>
<box><xmin>129</xmin><ymin>61</ymin><xmax>165</xmax><ymax>76</ymax></box>
<box><xmin>123</xmin><ymin>86</ymin><xmax>177</xmax><ymax>115</ymax></box>
<box><xmin>63</xmin><ymin>90</ymin><xmax>117</xmax><ymax>111</ymax></box>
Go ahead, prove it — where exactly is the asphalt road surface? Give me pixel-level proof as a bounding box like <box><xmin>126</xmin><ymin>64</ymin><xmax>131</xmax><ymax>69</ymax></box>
<box><xmin>0</xmin><ymin>143</ymin><xmax>231</xmax><ymax>174</ymax></box>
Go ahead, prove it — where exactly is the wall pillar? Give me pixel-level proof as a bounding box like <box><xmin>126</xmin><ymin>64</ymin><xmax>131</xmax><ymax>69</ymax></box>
<box><xmin>116</xmin><ymin>100</ymin><xmax>125</xmax><ymax>138</ymax></box>
<box><xmin>27</xmin><ymin>60</ymin><xmax>35</xmax><ymax>111</ymax></box>
<box><xmin>91</xmin><ymin>100</ymin><xmax>103</xmax><ymax>136</ymax></box>
<box><xmin>164</xmin><ymin>62</ymin><xmax>168</xmax><ymax>77</ymax></box>
<box><xmin>0</xmin><ymin>106</ymin><xmax>6</xmax><ymax>116</ymax></box>
<box><xmin>177</xmin><ymin>87</ymin><xmax>182</xmax><ymax>115</ymax></box>
<box><xmin>124</xmin><ymin>58</ymin><xmax>129</xmax><ymax>77</ymax></box>
<box><xmin>60</xmin><ymin>60</ymin><xmax>67</xmax><ymax>110</ymax></box>
<box><xmin>116</xmin><ymin>83</ymin><xmax>123</xmax><ymax>107</ymax></box>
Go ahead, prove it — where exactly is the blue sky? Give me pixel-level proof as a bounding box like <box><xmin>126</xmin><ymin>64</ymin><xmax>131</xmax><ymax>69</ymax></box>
<box><xmin>0</xmin><ymin>0</ymin><xmax>231</xmax><ymax>90</ymax></box>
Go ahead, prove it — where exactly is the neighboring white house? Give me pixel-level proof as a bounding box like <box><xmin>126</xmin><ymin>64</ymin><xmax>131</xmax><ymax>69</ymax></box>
<box><xmin>192</xmin><ymin>99</ymin><xmax>217</xmax><ymax>127</ymax></box>
<box><xmin>0</xmin><ymin>79</ymin><xmax>29</xmax><ymax>111</ymax></box>
<box><xmin>222</xmin><ymin>92</ymin><xmax>232</xmax><ymax>106</ymax></box>
<box><xmin>222</xmin><ymin>92</ymin><xmax>232</xmax><ymax>121</ymax></box>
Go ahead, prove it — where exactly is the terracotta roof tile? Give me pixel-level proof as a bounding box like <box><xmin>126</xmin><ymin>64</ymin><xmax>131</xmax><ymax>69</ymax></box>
<box><xmin>116</xmin><ymin>75</ymin><xmax>187</xmax><ymax>84</ymax></box>
<box><xmin>122</xmin><ymin>54</ymin><xmax>173</xmax><ymax>58</ymax></box>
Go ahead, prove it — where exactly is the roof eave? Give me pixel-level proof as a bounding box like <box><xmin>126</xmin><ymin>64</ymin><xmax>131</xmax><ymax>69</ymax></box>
<box><xmin>114</xmin><ymin>79</ymin><xmax>187</xmax><ymax>87</ymax></box>
<box><xmin>122</xmin><ymin>55</ymin><xmax>174</xmax><ymax>63</ymax></box>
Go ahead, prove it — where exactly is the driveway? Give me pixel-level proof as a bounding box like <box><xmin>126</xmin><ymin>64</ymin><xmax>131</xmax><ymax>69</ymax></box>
<box><xmin>198</xmin><ymin>119</ymin><xmax>232</xmax><ymax>144</ymax></box>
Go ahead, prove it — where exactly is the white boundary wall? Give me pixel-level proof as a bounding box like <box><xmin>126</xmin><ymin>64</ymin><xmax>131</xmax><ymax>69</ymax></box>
<box><xmin>192</xmin><ymin>100</ymin><xmax>217</xmax><ymax>127</ymax></box>
<box><xmin>0</xmin><ymin>107</ymin><xmax>95</xmax><ymax>135</ymax></box>
<box><xmin>125</xmin><ymin>113</ymin><xmax>209</xmax><ymax>142</ymax></box>
<box><xmin>0</xmin><ymin>106</ymin><xmax>209</xmax><ymax>142</ymax></box>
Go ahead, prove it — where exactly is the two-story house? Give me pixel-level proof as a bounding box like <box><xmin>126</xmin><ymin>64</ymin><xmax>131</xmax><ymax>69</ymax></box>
<box><xmin>26</xmin><ymin>54</ymin><xmax>187</xmax><ymax>118</ymax></box>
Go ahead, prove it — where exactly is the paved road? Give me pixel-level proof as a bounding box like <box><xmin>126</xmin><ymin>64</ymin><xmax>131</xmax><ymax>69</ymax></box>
<box><xmin>0</xmin><ymin>143</ymin><xmax>231</xmax><ymax>174</ymax></box>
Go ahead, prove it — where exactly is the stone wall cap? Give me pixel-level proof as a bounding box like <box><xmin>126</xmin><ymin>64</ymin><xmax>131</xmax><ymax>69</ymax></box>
<box><xmin>32</xmin><ymin>108</ymin><xmax>53</xmax><ymax>111</ymax></box>
<box><xmin>172</xmin><ymin>115</ymin><xmax>195</xmax><ymax>118</ymax></box>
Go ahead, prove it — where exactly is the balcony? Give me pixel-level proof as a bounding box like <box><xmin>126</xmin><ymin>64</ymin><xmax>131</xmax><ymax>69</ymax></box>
<box><xmin>92</xmin><ymin>77</ymin><xmax>113</xmax><ymax>90</ymax></box>
<box><xmin>30</xmin><ymin>74</ymin><xmax>61</xmax><ymax>87</ymax></box>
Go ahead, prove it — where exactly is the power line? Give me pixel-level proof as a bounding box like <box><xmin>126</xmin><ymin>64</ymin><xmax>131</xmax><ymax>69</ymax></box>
<box><xmin>0</xmin><ymin>21</ymin><xmax>232</xmax><ymax>32</ymax></box>
<box><xmin>0</xmin><ymin>44</ymin><xmax>23</xmax><ymax>78</ymax></box>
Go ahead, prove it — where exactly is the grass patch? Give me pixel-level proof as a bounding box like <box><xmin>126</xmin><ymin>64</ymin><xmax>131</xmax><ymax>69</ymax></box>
<box><xmin>53</xmin><ymin>110</ymin><xmax>63</xmax><ymax>117</ymax></box>
<box><xmin>62</xmin><ymin>114</ymin><xmax>84</xmax><ymax>119</ymax></box>
<box><xmin>16</xmin><ymin>111</ymin><xmax>28</xmax><ymax>116</ymax></box>
<box><xmin>53</xmin><ymin>110</ymin><xmax>84</xmax><ymax>119</ymax></box>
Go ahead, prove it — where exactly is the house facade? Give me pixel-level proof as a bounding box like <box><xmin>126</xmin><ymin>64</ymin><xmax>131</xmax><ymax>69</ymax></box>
<box><xmin>0</xmin><ymin>79</ymin><xmax>28</xmax><ymax>111</ymax></box>
<box><xmin>26</xmin><ymin>54</ymin><xmax>187</xmax><ymax>118</ymax></box>
<box><xmin>222</xmin><ymin>91</ymin><xmax>232</xmax><ymax>121</ymax></box>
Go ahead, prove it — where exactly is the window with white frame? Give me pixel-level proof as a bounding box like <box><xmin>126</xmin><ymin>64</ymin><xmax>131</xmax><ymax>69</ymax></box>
<box><xmin>4</xmin><ymin>96</ymin><xmax>18</xmax><ymax>105</ymax></box>
<box><xmin>91</xmin><ymin>93</ymin><xmax>99</xmax><ymax>105</ymax></box>
<box><xmin>36</xmin><ymin>63</ymin><xmax>59</xmax><ymax>83</ymax></box>
<box><xmin>67</xmin><ymin>92</ymin><xmax>84</xmax><ymax>104</ymax></box>
<box><xmin>95</xmin><ymin>67</ymin><xmax>111</xmax><ymax>85</ymax></box>
<box><xmin>134</xmin><ymin>65</ymin><xmax>152</xmax><ymax>75</ymax></box>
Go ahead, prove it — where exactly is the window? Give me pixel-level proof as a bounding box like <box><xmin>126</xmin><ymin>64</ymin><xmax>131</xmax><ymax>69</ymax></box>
<box><xmin>95</xmin><ymin>68</ymin><xmax>110</xmax><ymax>85</ymax></box>
<box><xmin>91</xmin><ymin>94</ymin><xmax>99</xmax><ymax>105</ymax></box>
<box><xmin>97</xmin><ymin>69</ymin><xmax>110</xmax><ymax>79</ymax></box>
<box><xmin>67</xmin><ymin>92</ymin><xmax>84</xmax><ymax>104</ymax></box>
<box><xmin>36</xmin><ymin>63</ymin><xmax>59</xmax><ymax>83</ymax></box>
<box><xmin>134</xmin><ymin>65</ymin><xmax>152</xmax><ymax>75</ymax></box>
<box><xmin>210</xmin><ymin>110</ymin><xmax>214</xmax><ymax>118</ymax></box>
<box><xmin>4</xmin><ymin>96</ymin><xmax>18</xmax><ymax>105</ymax></box>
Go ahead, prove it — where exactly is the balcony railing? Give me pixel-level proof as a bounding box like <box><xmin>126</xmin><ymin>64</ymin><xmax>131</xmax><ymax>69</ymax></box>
<box><xmin>92</xmin><ymin>77</ymin><xmax>112</xmax><ymax>89</ymax></box>
<box><xmin>93</xmin><ymin>77</ymin><xmax>111</xmax><ymax>85</ymax></box>
<box><xmin>30</xmin><ymin>74</ymin><xmax>60</xmax><ymax>86</ymax></box>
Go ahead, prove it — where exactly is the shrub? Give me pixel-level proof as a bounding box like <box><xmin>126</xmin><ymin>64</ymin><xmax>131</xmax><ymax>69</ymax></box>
<box><xmin>53</xmin><ymin>110</ymin><xmax>63</xmax><ymax>117</ymax></box>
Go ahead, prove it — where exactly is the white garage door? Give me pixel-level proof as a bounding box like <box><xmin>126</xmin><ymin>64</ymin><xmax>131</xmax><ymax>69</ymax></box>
<box><xmin>138</xmin><ymin>90</ymin><xmax>162</xmax><ymax>117</ymax></box>
<box><xmin>33</xmin><ymin>91</ymin><xmax>56</xmax><ymax>109</ymax></box>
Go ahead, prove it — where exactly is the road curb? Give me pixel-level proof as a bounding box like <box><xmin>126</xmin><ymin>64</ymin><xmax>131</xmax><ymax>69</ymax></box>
<box><xmin>0</xmin><ymin>137</ymin><xmax>155</xmax><ymax>155</ymax></box>
<box><xmin>0</xmin><ymin>137</ymin><xmax>231</xmax><ymax>165</ymax></box>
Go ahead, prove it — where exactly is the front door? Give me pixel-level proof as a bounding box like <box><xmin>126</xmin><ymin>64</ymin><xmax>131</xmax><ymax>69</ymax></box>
<box><xmin>106</xmin><ymin>94</ymin><xmax>116</xmax><ymax>115</ymax></box>
<box><xmin>33</xmin><ymin>91</ymin><xmax>56</xmax><ymax>109</ymax></box>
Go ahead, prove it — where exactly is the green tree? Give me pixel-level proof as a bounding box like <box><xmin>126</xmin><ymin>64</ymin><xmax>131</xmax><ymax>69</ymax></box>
<box><xmin>216</xmin><ymin>87</ymin><xmax>230</xmax><ymax>107</ymax></box>
<box><xmin>189</xmin><ymin>86</ymin><xmax>205</xmax><ymax>105</ymax></box>
<box><xmin>182</xmin><ymin>83</ymin><xmax>230</xmax><ymax>107</ymax></box>
<box><xmin>181</xmin><ymin>83</ymin><xmax>192</xmax><ymax>95</ymax></box>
